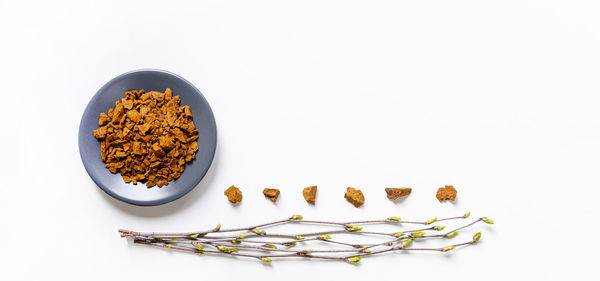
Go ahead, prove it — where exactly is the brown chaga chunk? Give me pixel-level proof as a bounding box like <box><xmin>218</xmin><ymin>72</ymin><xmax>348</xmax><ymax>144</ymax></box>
<box><xmin>111</xmin><ymin>103</ymin><xmax>125</xmax><ymax>124</ymax></box>
<box><xmin>92</xmin><ymin>88</ymin><xmax>199</xmax><ymax>188</ymax></box>
<box><xmin>344</xmin><ymin>187</ymin><xmax>364</xmax><ymax>208</ymax></box>
<box><xmin>385</xmin><ymin>187</ymin><xmax>412</xmax><ymax>200</ymax></box>
<box><xmin>98</xmin><ymin>112</ymin><xmax>110</xmax><ymax>126</ymax></box>
<box><xmin>436</xmin><ymin>185</ymin><xmax>457</xmax><ymax>202</ymax></box>
<box><xmin>125</xmin><ymin>110</ymin><xmax>142</xmax><ymax>123</ymax></box>
<box><xmin>152</xmin><ymin>142</ymin><xmax>165</xmax><ymax>156</ymax></box>
<box><xmin>93</xmin><ymin>126</ymin><xmax>108</xmax><ymax>139</ymax></box>
<box><xmin>159</xmin><ymin>135</ymin><xmax>175</xmax><ymax>151</ymax></box>
<box><xmin>224</xmin><ymin>185</ymin><xmax>243</xmax><ymax>203</ymax></box>
<box><xmin>263</xmin><ymin>188</ymin><xmax>280</xmax><ymax>202</ymax></box>
<box><xmin>302</xmin><ymin>185</ymin><xmax>317</xmax><ymax>205</ymax></box>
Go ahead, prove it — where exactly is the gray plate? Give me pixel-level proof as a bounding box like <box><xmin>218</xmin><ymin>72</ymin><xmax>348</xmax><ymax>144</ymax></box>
<box><xmin>78</xmin><ymin>69</ymin><xmax>217</xmax><ymax>206</ymax></box>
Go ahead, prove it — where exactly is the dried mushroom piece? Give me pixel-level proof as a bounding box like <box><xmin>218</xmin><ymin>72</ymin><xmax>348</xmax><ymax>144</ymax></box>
<box><xmin>225</xmin><ymin>185</ymin><xmax>243</xmax><ymax>203</ymax></box>
<box><xmin>385</xmin><ymin>187</ymin><xmax>412</xmax><ymax>200</ymax></box>
<box><xmin>344</xmin><ymin>187</ymin><xmax>364</xmax><ymax>208</ymax></box>
<box><xmin>302</xmin><ymin>185</ymin><xmax>317</xmax><ymax>205</ymax></box>
<box><xmin>262</xmin><ymin>188</ymin><xmax>280</xmax><ymax>202</ymax></box>
<box><xmin>436</xmin><ymin>185</ymin><xmax>457</xmax><ymax>202</ymax></box>
<box><xmin>92</xmin><ymin>88</ymin><xmax>199</xmax><ymax>188</ymax></box>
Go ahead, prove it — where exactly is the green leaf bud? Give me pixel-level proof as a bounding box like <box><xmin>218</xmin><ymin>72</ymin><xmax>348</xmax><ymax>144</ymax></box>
<box><xmin>473</xmin><ymin>232</ymin><xmax>482</xmax><ymax>242</ymax></box>
<box><xmin>442</xmin><ymin>246</ymin><xmax>456</xmax><ymax>252</ymax></box>
<box><xmin>346</xmin><ymin>225</ymin><xmax>363</xmax><ymax>232</ymax></box>
<box><xmin>388</xmin><ymin>216</ymin><xmax>402</xmax><ymax>221</ymax></box>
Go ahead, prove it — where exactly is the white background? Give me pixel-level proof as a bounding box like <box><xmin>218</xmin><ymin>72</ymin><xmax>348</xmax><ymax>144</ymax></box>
<box><xmin>1</xmin><ymin>0</ymin><xmax>598</xmax><ymax>280</ymax></box>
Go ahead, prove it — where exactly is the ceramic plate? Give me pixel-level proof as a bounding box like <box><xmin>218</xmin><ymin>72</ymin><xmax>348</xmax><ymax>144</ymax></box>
<box><xmin>78</xmin><ymin>69</ymin><xmax>217</xmax><ymax>206</ymax></box>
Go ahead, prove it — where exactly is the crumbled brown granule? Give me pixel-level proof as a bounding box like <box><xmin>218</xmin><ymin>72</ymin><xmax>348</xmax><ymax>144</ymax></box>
<box><xmin>263</xmin><ymin>188</ymin><xmax>280</xmax><ymax>202</ymax></box>
<box><xmin>225</xmin><ymin>185</ymin><xmax>243</xmax><ymax>203</ymax></box>
<box><xmin>344</xmin><ymin>187</ymin><xmax>364</xmax><ymax>208</ymax></box>
<box><xmin>436</xmin><ymin>185</ymin><xmax>457</xmax><ymax>202</ymax></box>
<box><xmin>302</xmin><ymin>185</ymin><xmax>317</xmax><ymax>205</ymax></box>
<box><xmin>385</xmin><ymin>187</ymin><xmax>412</xmax><ymax>200</ymax></box>
<box><xmin>92</xmin><ymin>88</ymin><xmax>198</xmax><ymax>188</ymax></box>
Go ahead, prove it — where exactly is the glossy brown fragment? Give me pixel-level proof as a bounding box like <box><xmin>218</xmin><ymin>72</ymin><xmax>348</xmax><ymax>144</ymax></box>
<box><xmin>344</xmin><ymin>187</ymin><xmax>364</xmax><ymax>208</ymax></box>
<box><xmin>302</xmin><ymin>185</ymin><xmax>317</xmax><ymax>205</ymax></box>
<box><xmin>385</xmin><ymin>187</ymin><xmax>412</xmax><ymax>200</ymax></box>
<box><xmin>436</xmin><ymin>185</ymin><xmax>457</xmax><ymax>202</ymax></box>
<box><xmin>225</xmin><ymin>185</ymin><xmax>243</xmax><ymax>203</ymax></box>
<box><xmin>263</xmin><ymin>188</ymin><xmax>280</xmax><ymax>202</ymax></box>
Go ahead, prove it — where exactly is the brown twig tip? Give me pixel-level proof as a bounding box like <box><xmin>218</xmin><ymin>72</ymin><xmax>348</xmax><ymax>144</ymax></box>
<box><xmin>120</xmin><ymin>213</ymin><xmax>491</xmax><ymax>263</ymax></box>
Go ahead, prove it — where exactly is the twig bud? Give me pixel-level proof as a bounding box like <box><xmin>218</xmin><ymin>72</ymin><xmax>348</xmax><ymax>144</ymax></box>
<box><xmin>463</xmin><ymin>212</ymin><xmax>471</xmax><ymax>218</ymax></box>
<box><xmin>426</xmin><ymin>217</ymin><xmax>437</xmax><ymax>225</ymax></box>
<box><xmin>319</xmin><ymin>235</ymin><xmax>332</xmax><ymax>240</ymax></box>
<box><xmin>218</xmin><ymin>245</ymin><xmax>237</xmax><ymax>253</ymax></box>
<box><xmin>473</xmin><ymin>232</ymin><xmax>482</xmax><ymax>242</ymax></box>
<box><xmin>189</xmin><ymin>234</ymin><xmax>199</xmax><ymax>238</ymax></box>
<box><xmin>166</xmin><ymin>244</ymin><xmax>172</xmax><ymax>248</ymax></box>
<box><xmin>231</xmin><ymin>240</ymin><xmax>241</xmax><ymax>244</ymax></box>
<box><xmin>215</xmin><ymin>224</ymin><xmax>221</xmax><ymax>231</ymax></box>
<box><xmin>261</xmin><ymin>257</ymin><xmax>272</xmax><ymax>263</ymax></box>
<box><xmin>296</xmin><ymin>235</ymin><xmax>305</xmax><ymax>240</ymax></box>
<box><xmin>284</xmin><ymin>242</ymin><xmax>297</xmax><ymax>247</ymax></box>
<box><xmin>388</xmin><ymin>216</ymin><xmax>402</xmax><ymax>221</ymax></box>
<box><xmin>411</xmin><ymin>231</ymin><xmax>426</xmax><ymax>238</ymax></box>
<box><xmin>346</xmin><ymin>256</ymin><xmax>362</xmax><ymax>264</ymax></box>
<box><xmin>346</xmin><ymin>225</ymin><xmax>363</xmax><ymax>232</ymax></box>
<box><xmin>399</xmin><ymin>238</ymin><xmax>414</xmax><ymax>248</ymax></box>
<box><xmin>353</xmin><ymin>245</ymin><xmax>365</xmax><ymax>248</ymax></box>
<box><xmin>482</xmin><ymin>217</ymin><xmax>494</xmax><ymax>224</ymax></box>
<box><xmin>433</xmin><ymin>226</ymin><xmax>446</xmax><ymax>231</ymax></box>
<box><xmin>298</xmin><ymin>250</ymin><xmax>312</xmax><ymax>256</ymax></box>
<box><xmin>237</xmin><ymin>235</ymin><xmax>247</xmax><ymax>239</ymax></box>
<box><xmin>252</xmin><ymin>229</ymin><xmax>266</xmax><ymax>235</ymax></box>
<box><xmin>446</xmin><ymin>231</ymin><xmax>458</xmax><ymax>238</ymax></box>
<box><xmin>194</xmin><ymin>243</ymin><xmax>204</xmax><ymax>250</ymax></box>
<box><xmin>394</xmin><ymin>232</ymin><xmax>406</xmax><ymax>237</ymax></box>
<box><xmin>362</xmin><ymin>249</ymin><xmax>371</xmax><ymax>253</ymax></box>
<box><xmin>442</xmin><ymin>246</ymin><xmax>456</xmax><ymax>252</ymax></box>
<box><xmin>264</xmin><ymin>244</ymin><xmax>278</xmax><ymax>249</ymax></box>
<box><xmin>291</xmin><ymin>215</ymin><xmax>303</xmax><ymax>220</ymax></box>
